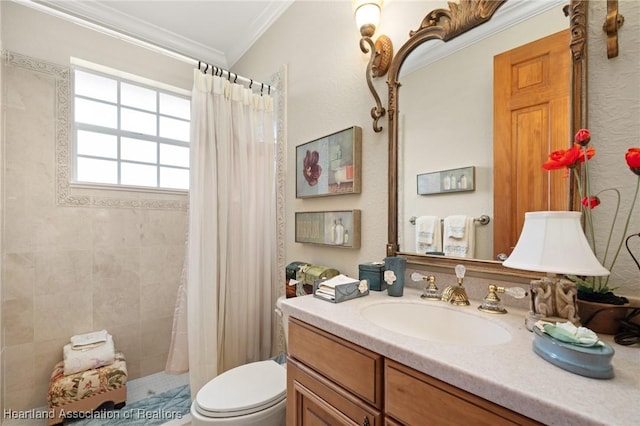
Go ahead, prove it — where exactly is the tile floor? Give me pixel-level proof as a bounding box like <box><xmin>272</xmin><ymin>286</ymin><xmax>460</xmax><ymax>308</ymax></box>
<box><xmin>3</xmin><ymin>372</ymin><xmax>191</xmax><ymax>426</ymax></box>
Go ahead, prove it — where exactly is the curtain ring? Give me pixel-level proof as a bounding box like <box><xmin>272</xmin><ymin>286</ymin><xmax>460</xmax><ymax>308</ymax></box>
<box><xmin>204</xmin><ymin>63</ymin><xmax>209</xmax><ymax>73</ymax></box>
<box><xmin>249</xmin><ymin>79</ymin><xmax>253</xmax><ymax>89</ymax></box>
<box><xmin>234</xmin><ymin>73</ymin><xmax>238</xmax><ymax>83</ymax></box>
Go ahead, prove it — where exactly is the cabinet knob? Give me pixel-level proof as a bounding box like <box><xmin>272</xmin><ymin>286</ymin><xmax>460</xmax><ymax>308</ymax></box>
<box><xmin>362</xmin><ymin>416</ymin><xmax>370</xmax><ymax>426</ymax></box>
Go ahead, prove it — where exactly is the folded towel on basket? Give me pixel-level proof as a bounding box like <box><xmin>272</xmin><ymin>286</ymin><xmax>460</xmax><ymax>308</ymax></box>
<box><xmin>443</xmin><ymin>215</ymin><xmax>475</xmax><ymax>258</ymax></box>
<box><xmin>63</xmin><ymin>333</ymin><xmax>115</xmax><ymax>376</ymax></box>
<box><xmin>415</xmin><ymin>216</ymin><xmax>442</xmax><ymax>254</ymax></box>
<box><xmin>70</xmin><ymin>329</ymin><xmax>109</xmax><ymax>350</ymax></box>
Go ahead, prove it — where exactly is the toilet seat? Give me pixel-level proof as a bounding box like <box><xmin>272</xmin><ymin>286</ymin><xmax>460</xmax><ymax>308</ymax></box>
<box><xmin>195</xmin><ymin>360</ymin><xmax>286</xmax><ymax>418</ymax></box>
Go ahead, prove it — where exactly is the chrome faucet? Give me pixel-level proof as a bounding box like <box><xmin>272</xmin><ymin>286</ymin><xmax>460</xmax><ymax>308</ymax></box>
<box><xmin>441</xmin><ymin>264</ymin><xmax>470</xmax><ymax>306</ymax></box>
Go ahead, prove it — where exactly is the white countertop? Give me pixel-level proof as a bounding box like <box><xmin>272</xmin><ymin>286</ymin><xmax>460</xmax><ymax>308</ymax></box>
<box><xmin>281</xmin><ymin>288</ymin><xmax>639</xmax><ymax>426</ymax></box>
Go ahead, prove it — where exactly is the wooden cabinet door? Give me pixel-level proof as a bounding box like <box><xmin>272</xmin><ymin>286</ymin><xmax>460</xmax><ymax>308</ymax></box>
<box><xmin>288</xmin><ymin>357</ymin><xmax>382</xmax><ymax>426</ymax></box>
<box><xmin>385</xmin><ymin>360</ymin><xmax>541</xmax><ymax>426</ymax></box>
<box><xmin>493</xmin><ymin>29</ymin><xmax>571</xmax><ymax>259</ymax></box>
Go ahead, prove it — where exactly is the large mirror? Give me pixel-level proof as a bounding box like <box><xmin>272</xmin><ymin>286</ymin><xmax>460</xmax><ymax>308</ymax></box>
<box><xmin>387</xmin><ymin>0</ymin><xmax>587</xmax><ymax>276</ymax></box>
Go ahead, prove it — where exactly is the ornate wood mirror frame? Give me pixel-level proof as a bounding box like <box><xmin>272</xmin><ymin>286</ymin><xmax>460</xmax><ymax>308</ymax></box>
<box><xmin>386</xmin><ymin>0</ymin><xmax>588</xmax><ymax>278</ymax></box>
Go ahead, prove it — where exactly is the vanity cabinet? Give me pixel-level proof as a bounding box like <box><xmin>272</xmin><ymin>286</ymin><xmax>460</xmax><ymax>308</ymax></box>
<box><xmin>287</xmin><ymin>318</ymin><xmax>540</xmax><ymax>426</ymax></box>
<box><xmin>385</xmin><ymin>360</ymin><xmax>541</xmax><ymax>425</ymax></box>
<box><xmin>287</xmin><ymin>317</ymin><xmax>383</xmax><ymax>425</ymax></box>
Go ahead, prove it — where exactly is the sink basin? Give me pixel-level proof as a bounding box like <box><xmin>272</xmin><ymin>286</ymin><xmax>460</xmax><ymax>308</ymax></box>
<box><xmin>360</xmin><ymin>302</ymin><xmax>512</xmax><ymax>346</ymax></box>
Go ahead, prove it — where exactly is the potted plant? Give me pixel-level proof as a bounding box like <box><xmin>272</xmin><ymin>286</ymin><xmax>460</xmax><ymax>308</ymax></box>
<box><xmin>542</xmin><ymin>130</ymin><xmax>640</xmax><ymax>333</ymax></box>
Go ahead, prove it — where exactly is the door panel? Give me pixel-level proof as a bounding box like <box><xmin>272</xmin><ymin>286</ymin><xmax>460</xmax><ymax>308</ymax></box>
<box><xmin>494</xmin><ymin>29</ymin><xmax>570</xmax><ymax>259</ymax></box>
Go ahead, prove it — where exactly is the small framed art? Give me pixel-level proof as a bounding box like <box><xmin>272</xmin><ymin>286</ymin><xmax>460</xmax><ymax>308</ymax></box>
<box><xmin>296</xmin><ymin>126</ymin><xmax>362</xmax><ymax>198</ymax></box>
<box><xmin>417</xmin><ymin>166</ymin><xmax>475</xmax><ymax>195</ymax></box>
<box><xmin>295</xmin><ymin>210</ymin><xmax>361</xmax><ymax>248</ymax></box>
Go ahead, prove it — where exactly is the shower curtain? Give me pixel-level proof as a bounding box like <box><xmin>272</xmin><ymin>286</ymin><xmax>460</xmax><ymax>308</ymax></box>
<box><xmin>165</xmin><ymin>69</ymin><xmax>278</xmax><ymax>396</ymax></box>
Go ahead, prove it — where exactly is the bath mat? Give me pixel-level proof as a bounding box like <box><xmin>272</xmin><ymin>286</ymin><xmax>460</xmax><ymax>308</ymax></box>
<box><xmin>67</xmin><ymin>384</ymin><xmax>190</xmax><ymax>425</ymax></box>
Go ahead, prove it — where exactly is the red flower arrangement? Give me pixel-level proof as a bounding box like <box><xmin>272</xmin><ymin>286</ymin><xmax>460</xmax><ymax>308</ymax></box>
<box><xmin>543</xmin><ymin>129</ymin><xmax>640</xmax><ymax>296</ymax></box>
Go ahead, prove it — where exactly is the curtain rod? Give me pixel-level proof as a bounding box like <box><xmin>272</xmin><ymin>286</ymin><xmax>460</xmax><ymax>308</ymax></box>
<box><xmin>16</xmin><ymin>0</ymin><xmax>274</xmax><ymax>93</ymax></box>
<box><xmin>197</xmin><ymin>60</ymin><xmax>273</xmax><ymax>95</ymax></box>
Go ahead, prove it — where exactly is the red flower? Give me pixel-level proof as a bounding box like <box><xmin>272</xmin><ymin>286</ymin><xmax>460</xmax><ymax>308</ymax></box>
<box><xmin>303</xmin><ymin>150</ymin><xmax>322</xmax><ymax>186</ymax></box>
<box><xmin>574</xmin><ymin>128</ymin><xmax>591</xmax><ymax>146</ymax></box>
<box><xmin>581</xmin><ymin>196</ymin><xmax>600</xmax><ymax>209</ymax></box>
<box><xmin>542</xmin><ymin>144</ymin><xmax>582</xmax><ymax>170</ymax></box>
<box><xmin>578</xmin><ymin>145</ymin><xmax>595</xmax><ymax>163</ymax></box>
<box><xmin>542</xmin><ymin>144</ymin><xmax>595</xmax><ymax>170</ymax></box>
<box><xmin>626</xmin><ymin>147</ymin><xmax>640</xmax><ymax>176</ymax></box>
<box><xmin>540</xmin><ymin>129</ymin><xmax>640</xmax><ymax>294</ymax></box>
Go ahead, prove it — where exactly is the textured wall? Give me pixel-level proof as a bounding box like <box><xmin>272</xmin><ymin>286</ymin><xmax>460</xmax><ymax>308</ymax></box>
<box><xmin>236</xmin><ymin>0</ymin><xmax>640</xmax><ymax>298</ymax></box>
<box><xmin>1</xmin><ymin>3</ymin><xmax>189</xmax><ymax>410</ymax></box>
<box><xmin>587</xmin><ymin>0</ymin><xmax>640</xmax><ymax>296</ymax></box>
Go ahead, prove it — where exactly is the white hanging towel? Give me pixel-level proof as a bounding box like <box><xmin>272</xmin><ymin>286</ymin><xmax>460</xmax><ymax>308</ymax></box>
<box><xmin>415</xmin><ymin>216</ymin><xmax>442</xmax><ymax>254</ymax></box>
<box><xmin>443</xmin><ymin>215</ymin><xmax>475</xmax><ymax>258</ymax></box>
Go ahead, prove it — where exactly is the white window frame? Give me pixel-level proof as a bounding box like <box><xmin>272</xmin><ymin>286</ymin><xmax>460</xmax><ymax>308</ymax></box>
<box><xmin>71</xmin><ymin>65</ymin><xmax>191</xmax><ymax>192</ymax></box>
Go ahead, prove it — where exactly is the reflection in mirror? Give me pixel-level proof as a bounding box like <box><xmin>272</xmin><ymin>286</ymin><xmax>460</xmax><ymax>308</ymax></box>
<box><xmin>398</xmin><ymin>4</ymin><xmax>568</xmax><ymax>261</ymax></box>
<box><xmin>387</xmin><ymin>0</ymin><xmax>588</xmax><ymax>277</ymax></box>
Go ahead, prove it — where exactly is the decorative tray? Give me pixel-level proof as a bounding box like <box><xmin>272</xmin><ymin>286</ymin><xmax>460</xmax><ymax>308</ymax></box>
<box><xmin>532</xmin><ymin>326</ymin><xmax>614</xmax><ymax>379</ymax></box>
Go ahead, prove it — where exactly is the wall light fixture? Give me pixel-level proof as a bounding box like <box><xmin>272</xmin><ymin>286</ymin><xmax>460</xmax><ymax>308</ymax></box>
<box><xmin>353</xmin><ymin>0</ymin><xmax>393</xmax><ymax>132</ymax></box>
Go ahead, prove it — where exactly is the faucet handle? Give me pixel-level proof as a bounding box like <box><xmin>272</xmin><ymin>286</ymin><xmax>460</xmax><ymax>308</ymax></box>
<box><xmin>478</xmin><ymin>284</ymin><xmax>527</xmax><ymax>314</ymax></box>
<box><xmin>411</xmin><ymin>272</ymin><xmax>427</xmax><ymax>281</ymax></box>
<box><xmin>455</xmin><ymin>264</ymin><xmax>466</xmax><ymax>280</ymax></box>
<box><xmin>504</xmin><ymin>286</ymin><xmax>526</xmax><ymax>299</ymax></box>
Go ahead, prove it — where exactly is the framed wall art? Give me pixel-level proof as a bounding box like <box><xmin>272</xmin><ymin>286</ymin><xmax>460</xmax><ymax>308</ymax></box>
<box><xmin>296</xmin><ymin>126</ymin><xmax>362</xmax><ymax>198</ymax></box>
<box><xmin>417</xmin><ymin>166</ymin><xmax>475</xmax><ymax>195</ymax></box>
<box><xmin>295</xmin><ymin>210</ymin><xmax>361</xmax><ymax>248</ymax></box>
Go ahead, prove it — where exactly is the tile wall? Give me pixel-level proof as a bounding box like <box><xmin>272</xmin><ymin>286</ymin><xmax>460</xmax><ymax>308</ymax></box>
<box><xmin>2</xmin><ymin>60</ymin><xmax>187</xmax><ymax>410</ymax></box>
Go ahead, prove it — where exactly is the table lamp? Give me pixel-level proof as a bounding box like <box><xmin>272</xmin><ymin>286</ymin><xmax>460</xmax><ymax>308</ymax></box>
<box><xmin>502</xmin><ymin>211</ymin><xmax>609</xmax><ymax>331</ymax></box>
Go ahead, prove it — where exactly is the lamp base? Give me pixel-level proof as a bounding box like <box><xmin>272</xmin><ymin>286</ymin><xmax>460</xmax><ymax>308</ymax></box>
<box><xmin>527</xmin><ymin>276</ymin><xmax>581</xmax><ymax>330</ymax></box>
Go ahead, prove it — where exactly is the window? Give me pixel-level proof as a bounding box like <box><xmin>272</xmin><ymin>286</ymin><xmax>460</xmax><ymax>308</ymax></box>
<box><xmin>73</xmin><ymin>68</ymin><xmax>190</xmax><ymax>190</ymax></box>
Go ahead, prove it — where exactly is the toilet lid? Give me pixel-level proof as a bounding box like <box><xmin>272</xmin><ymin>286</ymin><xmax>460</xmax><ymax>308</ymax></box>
<box><xmin>196</xmin><ymin>360</ymin><xmax>286</xmax><ymax>418</ymax></box>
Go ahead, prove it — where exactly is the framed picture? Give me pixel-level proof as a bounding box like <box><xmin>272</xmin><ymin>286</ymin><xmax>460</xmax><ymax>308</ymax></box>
<box><xmin>295</xmin><ymin>210</ymin><xmax>361</xmax><ymax>248</ymax></box>
<box><xmin>417</xmin><ymin>166</ymin><xmax>475</xmax><ymax>195</ymax></box>
<box><xmin>296</xmin><ymin>126</ymin><xmax>362</xmax><ymax>198</ymax></box>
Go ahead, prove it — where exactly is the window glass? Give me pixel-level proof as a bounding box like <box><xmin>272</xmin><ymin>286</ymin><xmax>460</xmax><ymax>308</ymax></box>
<box><xmin>73</xmin><ymin>67</ymin><xmax>190</xmax><ymax>190</ymax></box>
<box><xmin>160</xmin><ymin>93</ymin><xmax>190</xmax><ymax>119</ymax></box>
<box><xmin>77</xmin><ymin>130</ymin><xmax>117</xmax><ymax>159</ymax></box>
<box><xmin>160</xmin><ymin>116</ymin><xmax>190</xmax><ymax>142</ymax></box>
<box><xmin>75</xmin><ymin>70</ymin><xmax>117</xmax><ymax>102</ymax></box>
<box><xmin>160</xmin><ymin>167</ymin><xmax>189</xmax><ymax>190</ymax></box>
<box><xmin>121</xmin><ymin>82</ymin><xmax>157</xmax><ymax>112</ymax></box>
<box><xmin>77</xmin><ymin>157</ymin><xmax>118</xmax><ymax>184</ymax></box>
<box><xmin>121</xmin><ymin>107</ymin><xmax>157</xmax><ymax>136</ymax></box>
<box><xmin>121</xmin><ymin>162</ymin><xmax>157</xmax><ymax>187</ymax></box>
<box><xmin>75</xmin><ymin>98</ymin><xmax>118</xmax><ymax>128</ymax></box>
<box><xmin>121</xmin><ymin>137</ymin><xmax>157</xmax><ymax>163</ymax></box>
<box><xmin>160</xmin><ymin>144</ymin><xmax>189</xmax><ymax>168</ymax></box>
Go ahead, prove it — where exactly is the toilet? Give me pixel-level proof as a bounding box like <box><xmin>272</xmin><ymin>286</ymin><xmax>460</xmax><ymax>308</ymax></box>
<box><xmin>190</xmin><ymin>297</ymin><xmax>288</xmax><ymax>425</ymax></box>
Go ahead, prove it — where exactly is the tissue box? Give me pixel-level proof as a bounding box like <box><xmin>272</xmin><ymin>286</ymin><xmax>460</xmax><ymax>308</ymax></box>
<box><xmin>286</xmin><ymin>261</ymin><xmax>310</xmax><ymax>297</ymax></box>
<box><xmin>359</xmin><ymin>262</ymin><xmax>386</xmax><ymax>291</ymax></box>
<box><xmin>313</xmin><ymin>278</ymin><xmax>369</xmax><ymax>304</ymax></box>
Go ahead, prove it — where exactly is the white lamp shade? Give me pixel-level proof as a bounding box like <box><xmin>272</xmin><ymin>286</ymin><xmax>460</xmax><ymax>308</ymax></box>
<box><xmin>353</xmin><ymin>0</ymin><xmax>382</xmax><ymax>30</ymax></box>
<box><xmin>502</xmin><ymin>211</ymin><xmax>610</xmax><ymax>276</ymax></box>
